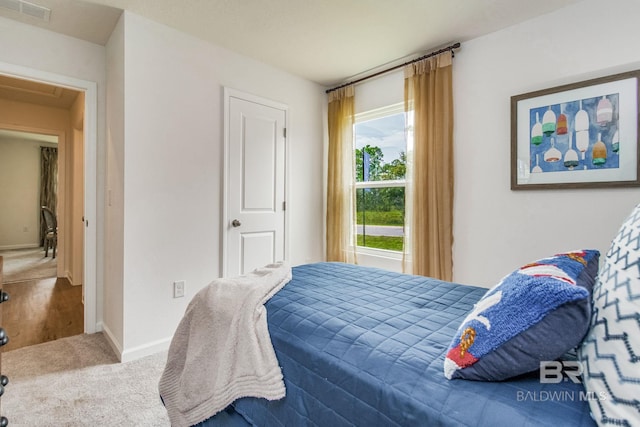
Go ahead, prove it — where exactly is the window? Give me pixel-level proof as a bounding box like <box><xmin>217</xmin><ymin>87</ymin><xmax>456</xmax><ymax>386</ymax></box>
<box><xmin>354</xmin><ymin>103</ymin><xmax>406</xmax><ymax>253</ymax></box>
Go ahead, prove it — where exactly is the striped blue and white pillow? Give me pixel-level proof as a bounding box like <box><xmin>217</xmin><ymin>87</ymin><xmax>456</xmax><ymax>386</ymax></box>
<box><xmin>579</xmin><ymin>203</ymin><xmax>640</xmax><ymax>426</ymax></box>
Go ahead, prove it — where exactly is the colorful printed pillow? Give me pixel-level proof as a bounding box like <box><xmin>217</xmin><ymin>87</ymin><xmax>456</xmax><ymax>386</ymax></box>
<box><xmin>579</xmin><ymin>204</ymin><xmax>640</xmax><ymax>426</ymax></box>
<box><xmin>444</xmin><ymin>250</ymin><xmax>599</xmax><ymax>381</ymax></box>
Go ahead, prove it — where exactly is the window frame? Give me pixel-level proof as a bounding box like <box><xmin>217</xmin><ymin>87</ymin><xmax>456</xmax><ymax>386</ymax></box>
<box><xmin>353</xmin><ymin>102</ymin><xmax>406</xmax><ymax>256</ymax></box>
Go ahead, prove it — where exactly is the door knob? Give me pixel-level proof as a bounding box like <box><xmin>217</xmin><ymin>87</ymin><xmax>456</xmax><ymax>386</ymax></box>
<box><xmin>231</xmin><ymin>219</ymin><xmax>241</xmax><ymax>227</ymax></box>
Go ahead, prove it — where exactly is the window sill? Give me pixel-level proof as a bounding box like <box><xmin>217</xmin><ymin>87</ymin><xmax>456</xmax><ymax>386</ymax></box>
<box><xmin>355</xmin><ymin>246</ymin><xmax>403</xmax><ymax>273</ymax></box>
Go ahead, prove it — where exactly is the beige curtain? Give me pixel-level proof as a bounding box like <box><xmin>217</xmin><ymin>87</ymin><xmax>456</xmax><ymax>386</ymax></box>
<box><xmin>403</xmin><ymin>51</ymin><xmax>454</xmax><ymax>280</ymax></box>
<box><xmin>326</xmin><ymin>85</ymin><xmax>357</xmax><ymax>263</ymax></box>
<box><xmin>40</xmin><ymin>146</ymin><xmax>58</xmax><ymax>246</ymax></box>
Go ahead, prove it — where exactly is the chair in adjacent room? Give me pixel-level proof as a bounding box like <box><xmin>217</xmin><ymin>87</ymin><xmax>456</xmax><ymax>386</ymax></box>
<box><xmin>41</xmin><ymin>206</ymin><xmax>58</xmax><ymax>259</ymax></box>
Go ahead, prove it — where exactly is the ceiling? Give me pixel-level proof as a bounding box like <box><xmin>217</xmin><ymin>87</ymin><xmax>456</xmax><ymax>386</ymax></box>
<box><xmin>0</xmin><ymin>0</ymin><xmax>584</xmax><ymax>86</ymax></box>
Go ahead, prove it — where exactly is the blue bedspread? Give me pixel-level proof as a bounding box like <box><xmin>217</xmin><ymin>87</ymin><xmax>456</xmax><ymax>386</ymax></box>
<box><xmin>200</xmin><ymin>262</ymin><xmax>595</xmax><ymax>427</ymax></box>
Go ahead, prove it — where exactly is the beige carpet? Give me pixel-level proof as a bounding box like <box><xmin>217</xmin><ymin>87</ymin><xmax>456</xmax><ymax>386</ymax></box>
<box><xmin>3</xmin><ymin>333</ymin><xmax>170</xmax><ymax>426</ymax></box>
<box><xmin>0</xmin><ymin>247</ymin><xmax>57</xmax><ymax>283</ymax></box>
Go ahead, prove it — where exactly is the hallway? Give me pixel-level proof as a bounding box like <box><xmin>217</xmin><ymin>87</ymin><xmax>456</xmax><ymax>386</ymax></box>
<box><xmin>2</xmin><ymin>276</ymin><xmax>83</xmax><ymax>352</ymax></box>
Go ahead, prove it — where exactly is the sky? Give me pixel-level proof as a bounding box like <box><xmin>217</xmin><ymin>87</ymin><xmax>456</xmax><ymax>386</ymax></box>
<box><xmin>354</xmin><ymin>112</ymin><xmax>406</xmax><ymax>163</ymax></box>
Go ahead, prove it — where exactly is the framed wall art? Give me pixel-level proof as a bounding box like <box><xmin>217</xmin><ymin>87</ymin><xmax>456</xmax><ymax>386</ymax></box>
<box><xmin>511</xmin><ymin>69</ymin><xmax>640</xmax><ymax>189</ymax></box>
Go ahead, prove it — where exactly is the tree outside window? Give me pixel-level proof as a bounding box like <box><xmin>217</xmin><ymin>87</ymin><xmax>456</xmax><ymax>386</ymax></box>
<box><xmin>354</xmin><ymin>105</ymin><xmax>406</xmax><ymax>252</ymax></box>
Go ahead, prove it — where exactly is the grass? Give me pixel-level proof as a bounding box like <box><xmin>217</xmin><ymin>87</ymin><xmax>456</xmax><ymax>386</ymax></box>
<box><xmin>357</xmin><ymin>234</ymin><xmax>404</xmax><ymax>251</ymax></box>
<box><xmin>355</xmin><ymin>210</ymin><xmax>404</xmax><ymax>226</ymax></box>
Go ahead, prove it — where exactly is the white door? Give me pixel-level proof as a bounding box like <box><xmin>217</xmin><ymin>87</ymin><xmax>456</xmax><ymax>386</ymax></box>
<box><xmin>224</xmin><ymin>89</ymin><xmax>287</xmax><ymax>277</ymax></box>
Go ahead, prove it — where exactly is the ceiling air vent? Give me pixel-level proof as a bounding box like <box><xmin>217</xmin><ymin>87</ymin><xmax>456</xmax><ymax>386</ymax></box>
<box><xmin>0</xmin><ymin>0</ymin><xmax>51</xmax><ymax>21</ymax></box>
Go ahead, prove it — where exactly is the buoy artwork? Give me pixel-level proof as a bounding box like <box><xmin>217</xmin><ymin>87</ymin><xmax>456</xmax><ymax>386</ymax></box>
<box><xmin>528</xmin><ymin>93</ymin><xmax>620</xmax><ymax>174</ymax></box>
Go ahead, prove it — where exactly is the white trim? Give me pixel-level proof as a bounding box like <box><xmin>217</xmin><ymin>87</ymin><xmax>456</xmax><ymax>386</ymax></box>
<box><xmin>356</xmin><ymin>245</ymin><xmax>403</xmax><ymax>260</ymax></box>
<box><xmin>222</xmin><ymin>87</ymin><xmax>290</xmax><ymax>277</ymax></box>
<box><xmin>355</xmin><ymin>180</ymin><xmax>405</xmax><ymax>189</ymax></box>
<box><xmin>102</xmin><ymin>323</ymin><xmax>169</xmax><ymax>363</ymax></box>
<box><xmin>120</xmin><ymin>336</ymin><xmax>172</xmax><ymax>363</ymax></box>
<box><xmin>352</xmin><ymin>102</ymin><xmax>407</xmax><ymax>262</ymax></box>
<box><xmin>83</xmin><ymin>79</ymin><xmax>98</xmax><ymax>333</ymax></box>
<box><xmin>0</xmin><ymin>61</ymin><xmax>99</xmax><ymax>334</ymax></box>
<box><xmin>284</xmin><ymin>110</ymin><xmax>291</xmax><ymax>264</ymax></box>
<box><xmin>356</xmin><ymin>247</ymin><xmax>403</xmax><ymax>273</ymax></box>
<box><xmin>352</xmin><ymin>239</ymin><xmax>405</xmax><ymax>263</ymax></box>
<box><xmin>101</xmin><ymin>323</ymin><xmax>123</xmax><ymax>361</ymax></box>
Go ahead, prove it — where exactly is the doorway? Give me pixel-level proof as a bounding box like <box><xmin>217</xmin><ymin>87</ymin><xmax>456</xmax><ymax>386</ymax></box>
<box><xmin>0</xmin><ymin>94</ymin><xmax>83</xmax><ymax>350</ymax></box>
<box><xmin>0</xmin><ymin>61</ymin><xmax>98</xmax><ymax>337</ymax></box>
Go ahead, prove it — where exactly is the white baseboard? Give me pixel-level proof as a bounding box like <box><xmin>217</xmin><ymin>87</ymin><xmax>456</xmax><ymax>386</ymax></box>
<box><xmin>101</xmin><ymin>323</ymin><xmax>172</xmax><ymax>363</ymax></box>
<box><xmin>101</xmin><ymin>323</ymin><xmax>124</xmax><ymax>362</ymax></box>
<box><xmin>0</xmin><ymin>243</ymin><xmax>40</xmax><ymax>251</ymax></box>
<box><xmin>120</xmin><ymin>336</ymin><xmax>172</xmax><ymax>363</ymax></box>
<box><xmin>66</xmin><ymin>270</ymin><xmax>82</xmax><ymax>286</ymax></box>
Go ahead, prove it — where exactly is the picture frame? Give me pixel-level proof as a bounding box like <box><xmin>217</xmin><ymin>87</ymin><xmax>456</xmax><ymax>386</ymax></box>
<box><xmin>511</xmin><ymin>70</ymin><xmax>640</xmax><ymax>190</ymax></box>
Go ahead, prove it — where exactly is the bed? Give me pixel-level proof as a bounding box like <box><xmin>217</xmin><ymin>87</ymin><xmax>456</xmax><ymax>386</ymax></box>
<box><xmin>187</xmin><ymin>261</ymin><xmax>596</xmax><ymax>427</ymax></box>
<box><xmin>162</xmin><ymin>201</ymin><xmax>640</xmax><ymax>427</ymax></box>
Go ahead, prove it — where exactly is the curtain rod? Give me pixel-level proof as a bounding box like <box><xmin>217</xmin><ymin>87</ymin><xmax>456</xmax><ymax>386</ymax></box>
<box><xmin>325</xmin><ymin>42</ymin><xmax>460</xmax><ymax>94</ymax></box>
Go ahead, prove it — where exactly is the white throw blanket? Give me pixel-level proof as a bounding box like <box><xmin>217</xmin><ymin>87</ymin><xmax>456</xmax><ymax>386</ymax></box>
<box><xmin>159</xmin><ymin>262</ymin><xmax>291</xmax><ymax>427</ymax></box>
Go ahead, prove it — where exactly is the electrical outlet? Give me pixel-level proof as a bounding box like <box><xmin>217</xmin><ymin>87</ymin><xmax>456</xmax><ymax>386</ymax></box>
<box><xmin>173</xmin><ymin>280</ymin><xmax>185</xmax><ymax>298</ymax></box>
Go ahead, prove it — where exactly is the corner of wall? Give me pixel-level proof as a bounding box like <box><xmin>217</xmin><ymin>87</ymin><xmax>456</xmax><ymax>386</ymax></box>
<box><xmin>101</xmin><ymin>322</ymin><xmax>123</xmax><ymax>362</ymax></box>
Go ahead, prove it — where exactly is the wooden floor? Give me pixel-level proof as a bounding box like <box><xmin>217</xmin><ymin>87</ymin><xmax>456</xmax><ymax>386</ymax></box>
<box><xmin>2</xmin><ymin>277</ymin><xmax>83</xmax><ymax>352</ymax></box>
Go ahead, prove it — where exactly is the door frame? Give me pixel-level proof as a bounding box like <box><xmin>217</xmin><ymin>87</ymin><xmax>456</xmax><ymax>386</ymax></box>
<box><xmin>222</xmin><ymin>87</ymin><xmax>290</xmax><ymax>277</ymax></box>
<box><xmin>0</xmin><ymin>61</ymin><xmax>98</xmax><ymax>333</ymax></box>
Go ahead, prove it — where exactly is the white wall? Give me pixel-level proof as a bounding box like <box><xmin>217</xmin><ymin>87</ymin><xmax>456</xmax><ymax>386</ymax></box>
<box><xmin>110</xmin><ymin>12</ymin><xmax>325</xmax><ymax>360</ymax></box>
<box><xmin>103</xmin><ymin>13</ymin><xmax>125</xmax><ymax>357</ymax></box>
<box><xmin>453</xmin><ymin>0</ymin><xmax>640</xmax><ymax>287</ymax></box>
